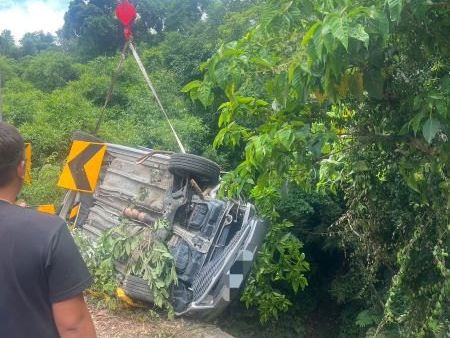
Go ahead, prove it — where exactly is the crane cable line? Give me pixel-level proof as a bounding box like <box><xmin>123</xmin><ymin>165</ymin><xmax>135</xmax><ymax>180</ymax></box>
<box><xmin>94</xmin><ymin>41</ymin><xmax>130</xmax><ymax>134</ymax></box>
<box><xmin>93</xmin><ymin>40</ymin><xmax>186</xmax><ymax>154</ymax></box>
<box><xmin>129</xmin><ymin>41</ymin><xmax>186</xmax><ymax>153</ymax></box>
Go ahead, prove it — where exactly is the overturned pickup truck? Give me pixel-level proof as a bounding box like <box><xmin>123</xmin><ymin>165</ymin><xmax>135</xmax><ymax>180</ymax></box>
<box><xmin>59</xmin><ymin>141</ymin><xmax>267</xmax><ymax>318</ymax></box>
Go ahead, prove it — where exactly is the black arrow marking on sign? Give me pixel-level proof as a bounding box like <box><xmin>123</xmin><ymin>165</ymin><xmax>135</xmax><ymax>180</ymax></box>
<box><xmin>68</xmin><ymin>143</ymin><xmax>103</xmax><ymax>191</ymax></box>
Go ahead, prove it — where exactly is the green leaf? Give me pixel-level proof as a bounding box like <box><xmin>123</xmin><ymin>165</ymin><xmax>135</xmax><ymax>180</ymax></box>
<box><xmin>422</xmin><ymin>117</ymin><xmax>441</xmax><ymax>143</ymax></box>
<box><xmin>288</xmin><ymin>62</ymin><xmax>297</xmax><ymax>84</ymax></box>
<box><xmin>378</xmin><ymin>13</ymin><xmax>390</xmax><ymax>37</ymax></box>
<box><xmin>181</xmin><ymin>80</ymin><xmax>201</xmax><ymax>93</ymax></box>
<box><xmin>405</xmin><ymin>174</ymin><xmax>420</xmax><ymax>193</ymax></box>
<box><xmin>236</xmin><ymin>96</ymin><xmax>254</xmax><ymax>104</ymax></box>
<box><xmin>221</xmin><ymin>47</ymin><xmax>243</xmax><ymax>58</ymax></box>
<box><xmin>277</xmin><ymin>128</ymin><xmax>293</xmax><ymax>150</ymax></box>
<box><xmin>250</xmin><ymin>57</ymin><xmax>272</xmax><ymax>69</ymax></box>
<box><xmin>255</xmin><ymin>99</ymin><xmax>269</xmax><ymax>106</ymax></box>
<box><xmin>197</xmin><ymin>83</ymin><xmax>213</xmax><ymax>107</ymax></box>
<box><xmin>356</xmin><ymin>310</ymin><xmax>380</xmax><ymax>328</ymax></box>
<box><xmin>301</xmin><ymin>21</ymin><xmax>321</xmax><ymax>47</ymax></box>
<box><xmin>321</xmin><ymin>143</ymin><xmax>332</xmax><ymax>155</ymax></box>
<box><xmin>349</xmin><ymin>24</ymin><xmax>370</xmax><ymax>49</ymax></box>
<box><xmin>386</xmin><ymin>0</ymin><xmax>404</xmax><ymax>22</ymax></box>
<box><xmin>408</xmin><ymin>111</ymin><xmax>425</xmax><ymax>135</ymax></box>
<box><xmin>329</xmin><ymin>16</ymin><xmax>349</xmax><ymax>50</ymax></box>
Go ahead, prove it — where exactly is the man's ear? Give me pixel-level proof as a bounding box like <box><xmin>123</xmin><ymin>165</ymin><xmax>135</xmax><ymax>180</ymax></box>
<box><xmin>17</xmin><ymin>160</ymin><xmax>26</xmax><ymax>180</ymax></box>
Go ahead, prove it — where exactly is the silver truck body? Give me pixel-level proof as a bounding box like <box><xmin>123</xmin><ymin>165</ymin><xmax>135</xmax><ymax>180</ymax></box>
<box><xmin>61</xmin><ymin>143</ymin><xmax>267</xmax><ymax>318</ymax></box>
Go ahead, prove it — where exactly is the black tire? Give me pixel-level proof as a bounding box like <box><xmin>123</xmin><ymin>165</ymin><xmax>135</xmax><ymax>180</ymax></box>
<box><xmin>71</xmin><ymin>130</ymin><xmax>103</xmax><ymax>143</ymax></box>
<box><xmin>168</xmin><ymin>153</ymin><xmax>220</xmax><ymax>185</ymax></box>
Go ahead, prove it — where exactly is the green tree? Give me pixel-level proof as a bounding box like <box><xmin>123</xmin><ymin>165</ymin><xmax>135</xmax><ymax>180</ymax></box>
<box><xmin>20</xmin><ymin>31</ymin><xmax>55</xmax><ymax>56</ymax></box>
<box><xmin>20</xmin><ymin>162</ymin><xmax>65</xmax><ymax>207</ymax></box>
<box><xmin>61</xmin><ymin>0</ymin><xmax>213</xmax><ymax>59</ymax></box>
<box><xmin>19</xmin><ymin>87</ymin><xmax>99</xmax><ymax>166</ymax></box>
<box><xmin>61</xmin><ymin>0</ymin><xmax>120</xmax><ymax>59</ymax></box>
<box><xmin>21</xmin><ymin>51</ymin><xmax>80</xmax><ymax>92</ymax></box>
<box><xmin>2</xmin><ymin>78</ymin><xmax>45</xmax><ymax>125</ymax></box>
<box><xmin>0</xmin><ymin>55</ymin><xmax>17</xmax><ymax>82</ymax></box>
<box><xmin>134</xmin><ymin>0</ymin><xmax>209</xmax><ymax>38</ymax></box>
<box><xmin>186</xmin><ymin>0</ymin><xmax>449</xmax><ymax>334</ymax></box>
<box><xmin>0</xmin><ymin>30</ymin><xmax>18</xmax><ymax>58</ymax></box>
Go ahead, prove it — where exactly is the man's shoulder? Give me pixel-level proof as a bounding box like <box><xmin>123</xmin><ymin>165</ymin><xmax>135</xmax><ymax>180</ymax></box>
<box><xmin>2</xmin><ymin>203</ymin><xmax>65</xmax><ymax>236</ymax></box>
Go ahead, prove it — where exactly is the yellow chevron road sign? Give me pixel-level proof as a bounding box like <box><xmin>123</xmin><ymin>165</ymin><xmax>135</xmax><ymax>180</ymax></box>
<box><xmin>57</xmin><ymin>141</ymin><xmax>106</xmax><ymax>193</ymax></box>
<box><xmin>24</xmin><ymin>143</ymin><xmax>32</xmax><ymax>184</ymax></box>
<box><xmin>36</xmin><ymin>204</ymin><xmax>56</xmax><ymax>215</ymax></box>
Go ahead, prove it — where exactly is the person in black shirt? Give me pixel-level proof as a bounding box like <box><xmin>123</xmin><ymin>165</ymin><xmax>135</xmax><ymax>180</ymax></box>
<box><xmin>0</xmin><ymin>122</ymin><xmax>96</xmax><ymax>338</ymax></box>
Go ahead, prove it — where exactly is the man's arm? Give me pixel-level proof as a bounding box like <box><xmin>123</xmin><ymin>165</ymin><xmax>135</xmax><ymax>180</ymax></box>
<box><xmin>45</xmin><ymin>223</ymin><xmax>96</xmax><ymax>337</ymax></box>
<box><xmin>52</xmin><ymin>293</ymin><xmax>96</xmax><ymax>338</ymax></box>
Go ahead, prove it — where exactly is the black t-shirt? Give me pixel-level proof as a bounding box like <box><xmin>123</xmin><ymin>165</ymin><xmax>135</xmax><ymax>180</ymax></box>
<box><xmin>0</xmin><ymin>201</ymin><xmax>92</xmax><ymax>338</ymax></box>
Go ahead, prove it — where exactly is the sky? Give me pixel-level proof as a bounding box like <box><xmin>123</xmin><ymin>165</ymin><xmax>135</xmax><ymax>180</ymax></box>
<box><xmin>0</xmin><ymin>0</ymin><xmax>70</xmax><ymax>42</ymax></box>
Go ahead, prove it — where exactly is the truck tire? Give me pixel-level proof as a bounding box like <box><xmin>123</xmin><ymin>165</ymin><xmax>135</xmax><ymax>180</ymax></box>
<box><xmin>168</xmin><ymin>153</ymin><xmax>220</xmax><ymax>185</ymax></box>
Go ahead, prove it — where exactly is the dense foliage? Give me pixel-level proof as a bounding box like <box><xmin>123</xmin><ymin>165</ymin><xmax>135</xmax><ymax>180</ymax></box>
<box><xmin>74</xmin><ymin>219</ymin><xmax>177</xmax><ymax>314</ymax></box>
<box><xmin>186</xmin><ymin>0</ymin><xmax>449</xmax><ymax>335</ymax></box>
<box><xmin>1</xmin><ymin>0</ymin><xmax>448</xmax><ymax>336</ymax></box>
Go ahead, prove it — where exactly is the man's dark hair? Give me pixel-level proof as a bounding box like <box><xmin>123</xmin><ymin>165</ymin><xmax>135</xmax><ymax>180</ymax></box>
<box><xmin>0</xmin><ymin>122</ymin><xmax>25</xmax><ymax>187</ymax></box>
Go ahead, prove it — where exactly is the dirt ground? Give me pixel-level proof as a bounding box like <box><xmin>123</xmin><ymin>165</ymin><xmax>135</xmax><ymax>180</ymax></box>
<box><xmin>90</xmin><ymin>306</ymin><xmax>235</xmax><ymax>338</ymax></box>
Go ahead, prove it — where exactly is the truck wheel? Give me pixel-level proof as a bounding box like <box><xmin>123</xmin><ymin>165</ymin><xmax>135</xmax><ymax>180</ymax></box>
<box><xmin>168</xmin><ymin>153</ymin><xmax>220</xmax><ymax>186</ymax></box>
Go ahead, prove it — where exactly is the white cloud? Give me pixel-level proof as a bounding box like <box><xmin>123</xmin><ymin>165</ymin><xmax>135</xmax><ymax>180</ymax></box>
<box><xmin>0</xmin><ymin>1</ymin><xmax>69</xmax><ymax>42</ymax></box>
